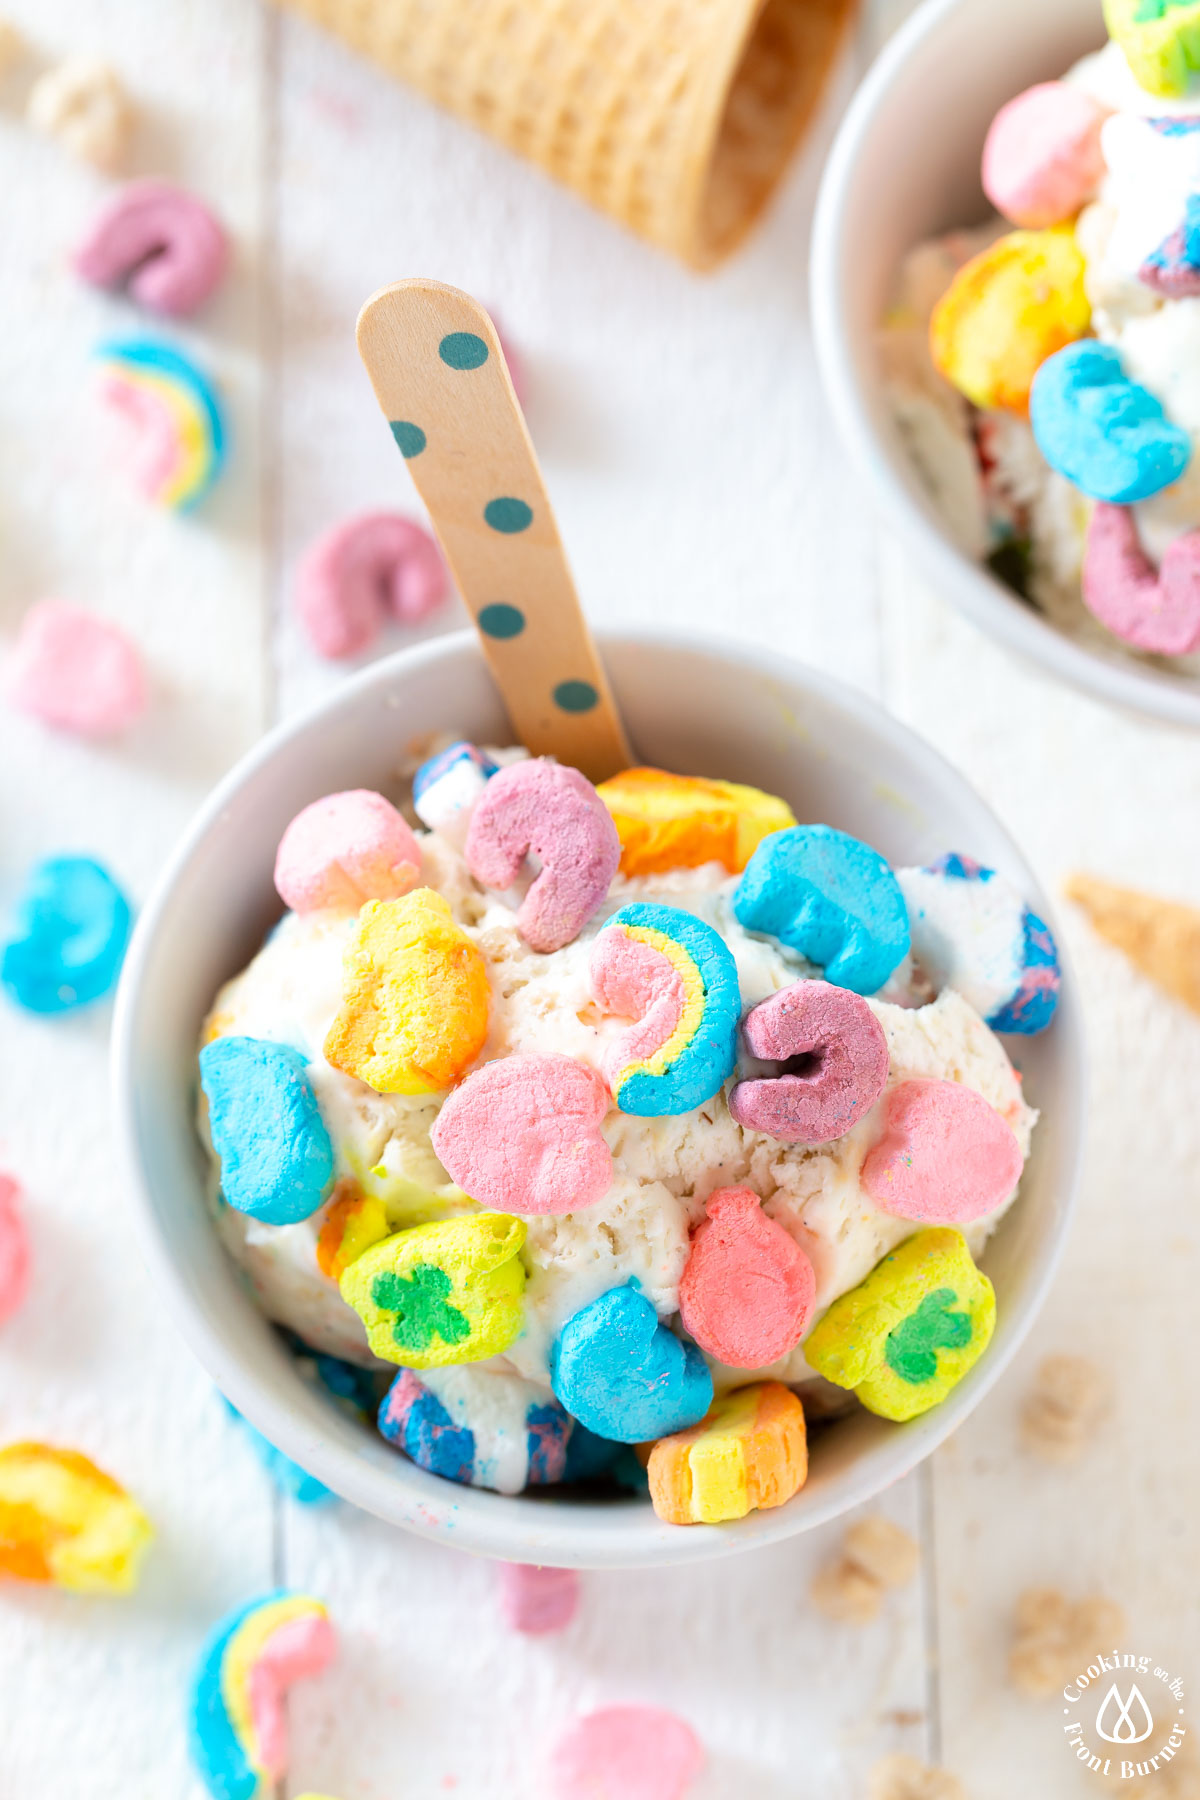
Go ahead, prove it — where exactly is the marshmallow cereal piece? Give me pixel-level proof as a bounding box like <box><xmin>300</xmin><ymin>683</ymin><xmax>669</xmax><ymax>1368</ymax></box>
<box><xmin>498</xmin><ymin>1562</ymin><xmax>581</xmax><ymax>1634</ymax></box>
<box><xmin>929</xmin><ymin>226</ymin><xmax>1090</xmax><ymax>415</ymax></box>
<box><xmin>1140</xmin><ymin>192</ymin><xmax>1200</xmax><ymax>298</ymax></box>
<box><xmin>805</xmin><ymin>1228</ymin><xmax>995</xmax><ymax>1421</ymax></box>
<box><xmin>74</xmin><ymin>180</ymin><xmax>228</xmax><ymax>317</ymax></box>
<box><xmin>0</xmin><ymin>1173</ymin><xmax>29</xmax><ymax>1325</ymax></box>
<box><xmin>339</xmin><ymin>1213</ymin><xmax>527</xmax><ymax>1368</ymax></box>
<box><xmin>550</xmin><ymin>1282</ymin><xmax>713</xmax><ymax>1444</ymax></box>
<box><xmin>549</xmin><ymin>1705</ymin><xmax>704</xmax><ymax>1800</ymax></box>
<box><xmin>323</xmin><ymin>889</ymin><xmax>489</xmax><ymax>1095</ymax></box>
<box><xmin>27</xmin><ymin>58</ymin><xmax>132</xmax><ymax>168</ymax></box>
<box><xmin>982</xmin><ymin>83</ymin><xmax>1108</xmax><ymax>229</ymax></box>
<box><xmin>188</xmin><ymin>1591</ymin><xmax>336</xmax><ymax>1800</ymax></box>
<box><xmin>589</xmin><ymin>903</ymin><xmax>740</xmax><ymax>1115</ymax></box>
<box><xmin>862</xmin><ymin>1079</ymin><xmax>1023</xmax><ymax>1224</ymax></box>
<box><xmin>8</xmin><ymin>600</ymin><xmax>145</xmax><ymax>737</ymax></box>
<box><xmin>647</xmin><ymin>1381</ymin><xmax>808</xmax><ymax>1526</ymax></box>
<box><xmin>314</xmin><ymin>1181</ymin><xmax>390</xmax><ymax>1280</ymax></box>
<box><xmin>1103</xmin><ymin>0</ymin><xmax>1200</xmax><ymax>97</ymax></box>
<box><xmin>734</xmin><ymin>824</ymin><xmax>910</xmax><ymax>995</ymax></box>
<box><xmin>0</xmin><ymin>1442</ymin><xmax>152</xmax><ymax>1592</ymax></box>
<box><xmin>729</xmin><ymin>979</ymin><xmax>890</xmax><ymax>1142</ymax></box>
<box><xmin>430</xmin><ymin>1053</ymin><xmax>613</xmax><ymax>1216</ymax></box>
<box><xmin>295</xmin><ymin>512</ymin><xmax>448</xmax><ymax>659</ymax></box>
<box><xmin>897</xmin><ymin>853</ymin><xmax>1061</xmax><ymax>1033</ymax></box>
<box><xmin>465</xmin><ymin>758</ymin><xmax>621</xmax><ymax>953</ymax></box>
<box><xmin>199</xmin><ymin>1036</ymin><xmax>335</xmax><ymax>1225</ymax></box>
<box><xmin>677</xmin><ymin>1188</ymin><xmax>816</xmax><ymax>1368</ymax></box>
<box><xmin>413</xmin><ymin>739</ymin><xmax>499</xmax><ymax>846</ymax></box>
<box><xmin>97</xmin><ymin>337</ymin><xmax>226</xmax><ymax>510</ymax></box>
<box><xmin>1030</xmin><ymin>339</ymin><xmax>1191</xmax><ymax>504</ymax></box>
<box><xmin>1</xmin><ymin>854</ymin><xmax>131</xmax><ymax>1014</ymax></box>
<box><xmin>1082</xmin><ymin>502</ymin><xmax>1200</xmax><ymax>655</ymax></box>
<box><xmin>274</xmin><ymin>789</ymin><xmax>421</xmax><ymax>914</ymax></box>
<box><xmin>595</xmin><ymin>766</ymin><xmax>796</xmax><ymax>875</ymax></box>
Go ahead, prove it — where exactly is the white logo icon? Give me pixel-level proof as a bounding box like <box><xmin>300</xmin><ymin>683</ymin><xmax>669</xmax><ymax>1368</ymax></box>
<box><xmin>1096</xmin><ymin>1684</ymin><xmax>1155</xmax><ymax>1746</ymax></box>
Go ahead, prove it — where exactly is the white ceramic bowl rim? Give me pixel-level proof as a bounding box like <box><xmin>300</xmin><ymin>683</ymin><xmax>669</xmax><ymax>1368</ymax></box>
<box><xmin>113</xmin><ymin>626</ymin><xmax>1085</xmax><ymax>1567</ymax></box>
<box><xmin>810</xmin><ymin>0</ymin><xmax>1200</xmax><ymax>730</ymax></box>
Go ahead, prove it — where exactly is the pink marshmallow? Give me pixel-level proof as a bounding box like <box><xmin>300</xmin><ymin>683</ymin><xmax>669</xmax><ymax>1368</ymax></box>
<box><xmin>677</xmin><ymin>1187</ymin><xmax>815</xmax><ymax>1369</ymax></box>
<box><xmin>430</xmin><ymin>1053</ymin><xmax>612</xmax><ymax>1215</ymax></box>
<box><xmin>591</xmin><ymin>929</ymin><xmax>685</xmax><ymax>1096</ymax></box>
<box><xmin>550</xmin><ymin>1706</ymin><xmax>704</xmax><ymax>1800</ymax></box>
<box><xmin>861</xmin><ymin>1078</ymin><xmax>1023</xmax><ymax>1225</ymax></box>
<box><xmin>1082</xmin><ymin>502</ymin><xmax>1200</xmax><ymax>656</ymax></box>
<box><xmin>73</xmin><ymin>180</ymin><xmax>228</xmax><ymax>317</ymax></box>
<box><xmin>498</xmin><ymin>1563</ymin><xmax>580</xmax><ymax>1634</ymax></box>
<box><xmin>274</xmin><ymin>789</ymin><xmax>422</xmax><ymax>914</ymax></box>
<box><xmin>0</xmin><ymin>1174</ymin><xmax>30</xmax><ymax>1326</ymax></box>
<box><xmin>247</xmin><ymin>1611</ymin><xmax>337</xmax><ymax>1781</ymax></box>
<box><xmin>465</xmin><ymin>759</ymin><xmax>621</xmax><ymax>954</ymax></box>
<box><xmin>295</xmin><ymin>512</ymin><xmax>448</xmax><ymax>660</ymax></box>
<box><xmin>729</xmin><ymin>979</ymin><xmax>889</xmax><ymax>1144</ymax></box>
<box><xmin>8</xmin><ymin>599</ymin><xmax>145</xmax><ymax>737</ymax></box>
<box><xmin>982</xmin><ymin>82</ymin><xmax>1108</xmax><ymax>228</ymax></box>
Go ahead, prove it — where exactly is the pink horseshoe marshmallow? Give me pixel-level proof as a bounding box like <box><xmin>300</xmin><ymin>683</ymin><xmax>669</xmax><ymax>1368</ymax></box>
<box><xmin>274</xmin><ymin>789</ymin><xmax>422</xmax><ymax>914</ymax></box>
<box><xmin>861</xmin><ymin>1078</ymin><xmax>1023</xmax><ymax>1224</ymax></box>
<box><xmin>295</xmin><ymin>512</ymin><xmax>449</xmax><ymax>659</ymax></box>
<box><xmin>465</xmin><ymin>759</ymin><xmax>621</xmax><ymax>953</ymax></box>
<box><xmin>1082</xmin><ymin>503</ymin><xmax>1200</xmax><ymax>656</ymax></box>
<box><xmin>677</xmin><ymin>1187</ymin><xmax>816</xmax><ymax>1369</ymax></box>
<box><xmin>430</xmin><ymin>1053</ymin><xmax>613</xmax><ymax>1215</ymax></box>
<box><xmin>729</xmin><ymin>979</ymin><xmax>889</xmax><ymax>1144</ymax></box>
<box><xmin>982</xmin><ymin>83</ymin><xmax>1108</xmax><ymax>229</ymax></box>
<box><xmin>73</xmin><ymin>180</ymin><xmax>229</xmax><ymax>317</ymax></box>
<box><xmin>0</xmin><ymin>1173</ymin><xmax>30</xmax><ymax>1325</ymax></box>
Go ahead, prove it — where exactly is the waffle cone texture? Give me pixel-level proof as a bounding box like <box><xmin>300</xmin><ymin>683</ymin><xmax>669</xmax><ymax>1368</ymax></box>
<box><xmin>272</xmin><ymin>0</ymin><xmax>855</xmax><ymax>266</ymax></box>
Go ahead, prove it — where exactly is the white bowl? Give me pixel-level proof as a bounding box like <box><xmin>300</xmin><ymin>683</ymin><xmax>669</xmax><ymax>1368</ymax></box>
<box><xmin>112</xmin><ymin>629</ymin><xmax>1083</xmax><ymax>1567</ymax></box>
<box><xmin>811</xmin><ymin>0</ymin><xmax>1200</xmax><ymax>730</ymax></box>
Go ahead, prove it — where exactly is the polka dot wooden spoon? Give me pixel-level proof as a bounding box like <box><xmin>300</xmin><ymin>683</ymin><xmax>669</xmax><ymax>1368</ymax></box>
<box><xmin>356</xmin><ymin>278</ymin><xmax>632</xmax><ymax>781</ymax></box>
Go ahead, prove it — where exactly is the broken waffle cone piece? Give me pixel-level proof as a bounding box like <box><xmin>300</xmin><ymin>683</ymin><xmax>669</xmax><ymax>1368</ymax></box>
<box><xmin>1066</xmin><ymin>873</ymin><xmax>1200</xmax><ymax>1013</ymax></box>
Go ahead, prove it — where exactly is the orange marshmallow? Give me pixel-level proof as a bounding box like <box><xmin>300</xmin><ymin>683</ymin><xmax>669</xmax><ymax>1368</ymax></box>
<box><xmin>596</xmin><ymin>767</ymin><xmax>796</xmax><ymax>876</ymax></box>
<box><xmin>647</xmin><ymin>1382</ymin><xmax>807</xmax><ymax>1526</ymax></box>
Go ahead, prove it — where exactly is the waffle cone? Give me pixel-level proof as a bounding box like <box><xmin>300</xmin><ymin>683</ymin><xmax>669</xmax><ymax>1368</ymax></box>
<box><xmin>1066</xmin><ymin>873</ymin><xmax>1200</xmax><ymax>1014</ymax></box>
<box><xmin>272</xmin><ymin>0</ymin><xmax>855</xmax><ymax>266</ymax></box>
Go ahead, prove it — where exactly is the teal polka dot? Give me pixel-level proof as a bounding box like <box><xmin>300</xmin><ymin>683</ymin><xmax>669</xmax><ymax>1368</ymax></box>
<box><xmin>553</xmin><ymin>680</ymin><xmax>599</xmax><ymax>714</ymax></box>
<box><xmin>439</xmin><ymin>332</ymin><xmax>489</xmax><ymax>371</ymax></box>
<box><xmin>478</xmin><ymin>603</ymin><xmax>525</xmax><ymax>639</ymax></box>
<box><xmin>390</xmin><ymin>420</ymin><xmax>426</xmax><ymax>458</ymax></box>
<box><xmin>484</xmin><ymin>497</ymin><xmax>533</xmax><ymax>534</ymax></box>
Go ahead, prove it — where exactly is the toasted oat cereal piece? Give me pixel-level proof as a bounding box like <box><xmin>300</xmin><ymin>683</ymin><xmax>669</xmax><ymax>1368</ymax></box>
<box><xmin>811</xmin><ymin>1514</ymin><xmax>920</xmax><ymax>1622</ymax></box>
<box><xmin>811</xmin><ymin>1555</ymin><xmax>887</xmax><ymax>1624</ymax></box>
<box><xmin>869</xmin><ymin>1752</ymin><xmax>967</xmax><ymax>1800</ymax></box>
<box><xmin>1009</xmin><ymin>1587</ymin><xmax>1126</xmax><ymax>1697</ymax></box>
<box><xmin>27</xmin><ymin>59</ymin><xmax>132</xmax><ymax>168</ymax></box>
<box><xmin>1021</xmin><ymin>1354</ymin><xmax>1111</xmax><ymax>1463</ymax></box>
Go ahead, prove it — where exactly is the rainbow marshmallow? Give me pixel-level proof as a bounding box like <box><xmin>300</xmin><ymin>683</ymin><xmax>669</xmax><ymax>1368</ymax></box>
<box><xmin>97</xmin><ymin>337</ymin><xmax>226</xmax><ymax>509</ymax></box>
<box><xmin>589</xmin><ymin>902</ymin><xmax>740</xmax><ymax>1116</ymax></box>
<box><xmin>188</xmin><ymin>1591</ymin><xmax>336</xmax><ymax>1800</ymax></box>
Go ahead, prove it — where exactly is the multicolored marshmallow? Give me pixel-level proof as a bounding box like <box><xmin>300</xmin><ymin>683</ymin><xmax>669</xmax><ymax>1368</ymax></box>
<box><xmin>8</xmin><ymin>599</ymin><xmax>146</xmax><ymax>737</ymax></box>
<box><xmin>0</xmin><ymin>1173</ymin><xmax>30</xmax><ymax>1325</ymax></box>
<box><xmin>861</xmin><ymin>1079</ymin><xmax>1023</xmax><ymax>1224</ymax></box>
<box><xmin>199</xmin><ymin>1036</ymin><xmax>334</xmax><ymax>1225</ymax></box>
<box><xmin>74</xmin><ymin>179</ymin><xmax>228</xmax><ymax>316</ymax></box>
<box><xmin>430</xmin><ymin>1053</ymin><xmax>613</xmax><ymax>1215</ymax></box>
<box><xmin>647</xmin><ymin>1382</ymin><xmax>808</xmax><ymax>1526</ymax></box>
<box><xmin>295</xmin><ymin>512</ymin><xmax>447</xmax><ymax>659</ymax></box>
<box><xmin>897</xmin><ymin>852</ymin><xmax>1061</xmax><ymax>1033</ymax></box>
<box><xmin>595</xmin><ymin>766</ymin><xmax>796</xmax><ymax>875</ymax></box>
<box><xmin>677</xmin><ymin>1188</ymin><xmax>815</xmax><ymax>1368</ymax></box>
<box><xmin>412</xmin><ymin>740</ymin><xmax>498</xmax><ymax>847</ymax></box>
<box><xmin>339</xmin><ymin>1212</ymin><xmax>527</xmax><ymax>1368</ymax></box>
<box><xmin>981</xmin><ymin>84</ymin><xmax>1108</xmax><ymax>229</ymax></box>
<box><xmin>733</xmin><ymin>825</ymin><xmax>910</xmax><ymax>995</ymax></box>
<box><xmin>97</xmin><ymin>337</ymin><xmax>226</xmax><ymax>509</ymax></box>
<box><xmin>549</xmin><ymin>1706</ymin><xmax>704</xmax><ymax>1800</ymax></box>
<box><xmin>314</xmin><ymin>1182</ymin><xmax>390</xmax><ymax>1281</ymax></box>
<box><xmin>273</xmin><ymin>789</ymin><xmax>422</xmax><ymax>914</ymax></box>
<box><xmin>0</xmin><ymin>1442</ymin><xmax>153</xmax><ymax>1592</ymax></box>
<box><xmin>498</xmin><ymin>1562</ymin><xmax>581</xmax><ymax>1634</ymax></box>
<box><xmin>465</xmin><ymin>758</ymin><xmax>621</xmax><ymax>953</ymax></box>
<box><xmin>323</xmin><ymin>889</ymin><xmax>490</xmax><ymax>1094</ymax></box>
<box><xmin>1140</xmin><ymin>192</ymin><xmax>1200</xmax><ymax>299</ymax></box>
<box><xmin>1103</xmin><ymin>0</ymin><xmax>1200</xmax><ymax>97</ymax></box>
<box><xmin>804</xmin><ymin>1228</ymin><xmax>995</xmax><ymax>1421</ymax></box>
<box><xmin>1030</xmin><ymin>340</ymin><xmax>1191</xmax><ymax>504</ymax></box>
<box><xmin>1</xmin><ymin>854</ymin><xmax>131</xmax><ymax>1014</ymax></box>
<box><xmin>188</xmin><ymin>1592</ymin><xmax>336</xmax><ymax>1800</ymax></box>
<box><xmin>929</xmin><ymin>226</ymin><xmax>1090</xmax><ymax>414</ymax></box>
<box><xmin>729</xmin><ymin>979</ymin><xmax>890</xmax><ymax>1142</ymax></box>
<box><xmin>589</xmin><ymin>903</ymin><xmax>740</xmax><ymax>1115</ymax></box>
<box><xmin>1082</xmin><ymin>503</ymin><xmax>1200</xmax><ymax>656</ymax></box>
<box><xmin>550</xmin><ymin>1282</ymin><xmax>713</xmax><ymax>1444</ymax></box>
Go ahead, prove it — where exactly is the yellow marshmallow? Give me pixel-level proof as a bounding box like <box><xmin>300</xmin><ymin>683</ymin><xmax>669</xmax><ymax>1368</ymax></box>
<box><xmin>1104</xmin><ymin>0</ymin><xmax>1200</xmax><ymax>97</ymax></box>
<box><xmin>647</xmin><ymin>1381</ymin><xmax>807</xmax><ymax>1525</ymax></box>
<box><xmin>339</xmin><ymin>1212</ymin><xmax>527</xmax><ymax>1368</ymax></box>
<box><xmin>0</xmin><ymin>1443</ymin><xmax>153</xmax><ymax>1594</ymax></box>
<box><xmin>315</xmin><ymin>1181</ymin><xmax>390</xmax><ymax>1281</ymax></box>
<box><xmin>596</xmin><ymin>767</ymin><xmax>796</xmax><ymax>876</ymax></box>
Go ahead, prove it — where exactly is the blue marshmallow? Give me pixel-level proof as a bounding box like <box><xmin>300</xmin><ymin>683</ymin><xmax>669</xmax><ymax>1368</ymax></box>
<box><xmin>733</xmin><ymin>824</ymin><xmax>910</xmax><ymax>995</ymax></box>
<box><xmin>1</xmin><ymin>854</ymin><xmax>131</xmax><ymax>1014</ymax></box>
<box><xmin>412</xmin><ymin>739</ymin><xmax>498</xmax><ymax>845</ymax></box>
<box><xmin>1030</xmin><ymin>341</ymin><xmax>1191</xmax><ymax>504</ymax></box>
<box><xmin>550</xmin><ymin>1282</ymin><xmax>713</xmax><ymax>1445</ymax></box>
<box><xmin>199</xmin><ymin>1035</ymin><xmax>334</xmax><ymax>1224</ymax></box>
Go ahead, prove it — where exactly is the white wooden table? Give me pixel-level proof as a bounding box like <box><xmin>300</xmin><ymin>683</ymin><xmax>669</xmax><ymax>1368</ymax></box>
<box><xmin>2</xmin><ymin>3</ymin><xmax>1199</xmax><ymax>1796</ymax></box>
